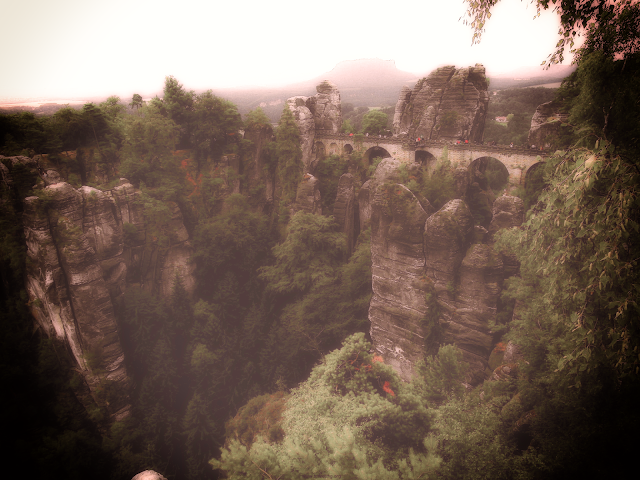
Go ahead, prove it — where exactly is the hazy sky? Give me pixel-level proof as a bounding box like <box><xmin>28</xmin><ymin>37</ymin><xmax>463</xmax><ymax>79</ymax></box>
<box><xmin>0</xmin><ymin>0</ymin><xmax>568</xmax><ymax>100</ymax></box>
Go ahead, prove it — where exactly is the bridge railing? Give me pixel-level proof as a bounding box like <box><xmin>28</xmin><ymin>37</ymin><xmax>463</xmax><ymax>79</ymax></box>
<box><xmin>314</xmin><ymin>132</ymin><xmax>549</xmax><ymax>156</ymax></box>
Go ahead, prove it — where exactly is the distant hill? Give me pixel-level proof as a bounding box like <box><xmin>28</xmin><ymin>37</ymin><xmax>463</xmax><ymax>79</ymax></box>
<box><xmin>213</xmin><ymin>59</ymin><xmax>419</xmax><ymax>122</ymax></box>
<box><xmin>1</xmin><ymin>60</ymin><xmax>576</xmax><ymax>123</ymax></box>
<box><xmin>487</xmin><ymin>64</ymin><xmax>576</xmax><ymax>90</ymax></box>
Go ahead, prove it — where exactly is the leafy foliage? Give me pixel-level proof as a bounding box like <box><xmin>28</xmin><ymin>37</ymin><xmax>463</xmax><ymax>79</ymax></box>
<box><xmin>275</xmin><ymin>106</ymin><xmax>303</xmax><ymax>204</ymax></box>
<box><xmin>496</xmin><ymin>147</ymin><xmax>640</xmax><ymax>382</ymax></box>
<box><xmin>361</xmin><ymin>109</ymin><xmax>390</xmax><ymax>135</ymax></box>
<box><xmin>408</xmin><ymin>153</ymin><xmax>457</xmax><ymax>210</ymax></box>
<box><xmin>244</xmin><ymin>107</ymin><xmax>271</xmax><ymax>130</ymax></box>
<box><xmin>224</xmin><ymin>392</ymin><xmax>288</xmax><ymax>448</ymax></box>
<box><xmin>213</xmin><ymin>333</ymin><xmax>442</xmax><ymax>479</ymax></box>
<box><xmin>120</xmin><ymin>103</ymin><xmax>180</xmax><ymax>188</ymax></box>
<box><xmin>314</xmin><ymin>154</ymin><xmax>349</xmax><ymax>214</ymax></box>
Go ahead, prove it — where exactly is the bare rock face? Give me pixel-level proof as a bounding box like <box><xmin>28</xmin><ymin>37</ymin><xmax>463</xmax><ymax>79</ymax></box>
<box><xmin>358</xmin><ymin>180</ymin><xmax>373</xmax><ymax>232</ymax></box>
<box><xmin>393</xmin><ymin>65</ymin><xmax>489</xmax><ymax>142</ymax></box>
<box><xmin>287</xmin><ymin>81</ymin><xmax>343</xmax><ymax>173</ymax></box>
<box><xmin>365</xmin><ymin>163</ymin><xmax>526</xmax><ymax>384</ymax></box>
<box><xmin>488</xmin><ymin>195</ymin><xmax>524</xmax><ymax>241</ymax></box>
<box><xmin>80</xmin><ymin>186</ymin><xmax>127</xmax><ymax>303</ymax></box>
<box><xmin>314</xmin><ymin>80</ymin><xmax>343</xmax><ymax>133</ymax></box>
<box><xmin>333</xmin><ymin>173</ymin><xmax>357</xmax><ymax>254</ymax></box>
<box><xmin>368</xmin><ymin>157</ymin><xmax>436</xmax><ymax>380</ymax></box>
<box><xmin>24</xmin><ymin>182</ymin><xmax>131</xmax><ymax>421</ymax></box>
<box><xmin>452</xmin><ymin>244</ymin><xmax>503</xmax><ymax>384</ymax></box>
<box><xmin>286</xmin><ymin>97</ymin><xmax>316</xmax><ymax>173</ymax></box>
<box><xmin>453</xmin><ymin>166</ymin><xmax>470</xmax><ymax>199</ymax></box>
<box><xmin>528</xmin><ymin>100</ymin><xmax>569</xmax><ymax>148</ymax></box>
<box><xmin>358</xmin><ymin>158</ymin><xmax>403</xmax><ymax>231</ymax></box>
<box><xmin>5</xmin><ymin>156</ymin><xmax>197</xmax><ymax>424</ymax></box>
<box><xmin>488</xmin><ymin>195</ymin><xmax>524</xmax><ymax>278</ymax></box>
<box><xmin>294</xmin><ymin>174</ymin><xmax>322</xmax><ymax>215</ymax></box>
<box><xmin>424</xmin><ymin>200</ymin><xmax>474</xmax><ymax>297</ymax></box>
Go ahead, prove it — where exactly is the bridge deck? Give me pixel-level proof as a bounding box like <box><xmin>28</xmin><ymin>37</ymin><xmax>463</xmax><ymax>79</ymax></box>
<box><xmin>314</xmin><ymin>133</ymin><xmax>548</xmax><ymax>185</ymax></box>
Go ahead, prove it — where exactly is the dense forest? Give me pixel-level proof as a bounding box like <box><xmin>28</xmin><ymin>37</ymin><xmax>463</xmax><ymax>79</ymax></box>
<box><xmin>2</xmin><ymin>2</ymin><xmax>640</xmax><ymax>479</ymax></box>
<box><xmin>483</xmin><ymin>87</ymin><xmax>557</xmax><ymax>146</ymax></box>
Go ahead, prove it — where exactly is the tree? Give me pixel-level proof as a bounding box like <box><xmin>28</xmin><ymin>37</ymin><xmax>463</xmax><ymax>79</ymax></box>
<box><xmin>244</xmin><ymin>107</ymin><xmax>271</xmax><ymax>130</ymax></box>
<box><xmin>120</xmin><ymin>103</ymin><xmax>180</xmax><ymax>188</ymax></box>
<box><xmin>437</xmin><ymin>111</ymin><xmax>459</xmax><ymax>134</ymax></box>
<box><xmin>564</xmin><ymin>51</ymin><xmax>640</xmax><ymax>159</ymax></box>
<box><xmin>361</xmin><ymin>110</ymin><xmax>389</xmax><ymax>135</ymax></box>
<box><xmin>129</xmin><ymin>93</ymin><xmax>144</xmax><ymax>111</ymax></box>
<box><xmin>275</xmin><ymin>106</ymin><xmax>303</xmax><ymax>203</ymax></box>
<box><xmin>212</xmin><ymin>333</ymin><xmax>442</xmax><ymax>479</ymax></box>
<box><xmin>259</xmin><ymin>211</ymin><xmax>346</xmax><ymax>297</ymax></box>
<box><xmin>190</xmin><ymin>91</ymin><xmax>243</xmax><ymax>175</ymax></box>
<box><xmin>341</xmin><ymin>119</ymin><xmax>355</xmax><ymax>134</ymax></box>
<box><xmin>496</xmin><ymin>149</ymin><xmax>640</xmax><ymax>382</ymax></box>
<box><xmin>464</xmin><ymin>0</ymin><xmax>640</xmax><ymax>64</ymax></box>
<box><xmin>100</xmin><ymin>96</ymin><xmax>125</xmax><ymax>121</ymax></box>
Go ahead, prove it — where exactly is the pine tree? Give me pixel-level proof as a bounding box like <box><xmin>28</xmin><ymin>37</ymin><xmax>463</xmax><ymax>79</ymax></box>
<box><xmin>275</xmin><ymin>106</ymin><xmax>303</xmax><ymax>204</ymax></box>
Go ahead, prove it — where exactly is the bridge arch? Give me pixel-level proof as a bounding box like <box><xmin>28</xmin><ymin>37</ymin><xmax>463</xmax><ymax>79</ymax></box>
<box><xmin>363</xmin><ymin>146</ymin><xmax>392</xmax><ymax>165</ymax></box>
<box><xmin>469</xmin><ymin>156</ymin><xmax>509</xmax><ymax>194</ymax></box>
<box><xmin>329</xmin><ymin>142</ymin><xmax>339</xmax><ymax>155</ymax></box>
<box><xmin>415</xmin><ymin>150</ymin><xmax>437</xmax><ymax>170</ymax></box>
<box><xmin>343</xmin><ymin>143</ymin><xmax>353</xmax><ymax>155</ymax></box>
<box><xmin>524</xmin><ymin>162</ymin><xmax>545</xmax><ymax>188</ymax></box>
<box><xmin>523</xmin><ymin>161</ymin><xmax>546</xmax><ymax>202</ymax></box>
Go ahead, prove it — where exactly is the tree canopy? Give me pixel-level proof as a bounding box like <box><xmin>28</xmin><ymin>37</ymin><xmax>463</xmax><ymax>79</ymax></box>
<box><xmin>361</xmin><ymin>110</ymin><xmax>389</xmax><ymax>136</ymax></box>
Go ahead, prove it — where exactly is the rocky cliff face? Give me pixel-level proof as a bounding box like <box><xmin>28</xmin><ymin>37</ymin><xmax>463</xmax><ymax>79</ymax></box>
<box><xmin>287</xmin><ymin>81</ymin><xmax>342</xmax><ymax>172</ymax></box>
<box><xmin>368</xmin><ymin>159</ymin><xmax>436</xmax><ymax>380</ymax></box>
<box><xmin>366</xmin><ymin>156</ymin><xmax>524</xmax><ymax>383</ymax></box>
<box><xmin>3</xmin><ymin>156</ymin><xmax>196</xmax><ymax>422</ymax></box>
<box><xmin>528</xmin><ymin>100</ymin><xmax>570</xmax><ymax>148</ymax></box>
<box><xmin>393</xmin><ymin>65</ymin><xmax>489</xmax><ymax>143</ymax></box>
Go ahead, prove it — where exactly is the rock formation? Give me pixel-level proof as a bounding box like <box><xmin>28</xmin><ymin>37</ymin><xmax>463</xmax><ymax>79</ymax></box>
<box><xmin>287</xmin><ymin>81</ymin><xmax>342</xmax><ymax>172</ymax></box>
<box><xmin>3</xmin><ymin>155</ymin><xmax>196</xmax><ymax>422</ymax></box>
<box><xmin>366</xmin><ymin>157</ymin><xmax>524</xmax><ymax>384</ymax></box>
<box><xmin>333</xmin><ymin>173</ymin><xmax>357</xmax><ymax>254</ymax></box>
<box><xmin>393</xmin><ymin>65</ymin><xmax>489</xmax><ymax>143</ymax></box>
<box><xmin>368</xmin><ymin>158</ymin><xmax>435</xmax><ymax>380</ymax></box>
<box><xmin>286</xmin><ymin>97</ymin><xmax>316</xmax><ymax>173</ymax></box>
<box><xmin>294</xmin><ymin>173</ymin><xmax>322</xmax><ymax>215</ymax></box>
<box><xmin>24</xmin><ymin>180</ymin><xmax>132</xmax><ymax>421</ymax></box>
<box><xmin>528</xmin><ymin>100</ymin><xmax>569</xmax><ymax>148</ymax></box>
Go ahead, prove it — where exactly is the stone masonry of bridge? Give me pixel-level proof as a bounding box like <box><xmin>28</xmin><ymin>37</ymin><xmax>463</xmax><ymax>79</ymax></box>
<box><xmin>315</xmin><ymin>132</ymin><xmax>547</xmax><ymax>186</ymax></box>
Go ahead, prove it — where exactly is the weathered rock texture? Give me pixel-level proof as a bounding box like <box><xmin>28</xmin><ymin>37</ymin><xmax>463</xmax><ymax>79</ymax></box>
<box><xmin>368</xmin><ymin>158</ymin><xmax>435</xmax><ymax>380</ymax></box>
<box><xmin>287</xmin><ymin>97</ymin><xmax>316</xmax><ymax>173</ymax></box>
<box><xmin>368</xmin><ymin>158</ymin><xmax>524</xmax><ymax>384</ymax></box>
<box><xmin>4</xmin><ymin>156</ymin><xmax>196</xmax><ymax>422</ymax></box>
<box><xmin>294</xmin><ymin>173</ymin><xmax>322</xmax><ymax>215</ymax></box>
<box><xmin>287</xmin><ymin>81</ymin><xmax>342</xmax><ymax>172</ymax></box>
<box><xmin>528</xmin><ymin>100</ymin><xmax>569</xmax><ymax>147</ymax></box>
<box><xmin>333</xmin><ymin>173</ymin><xmax>357</xmax><ymax>254</ymax></box>
<box><xmin>488</xmin><ymin>195</ymin><xmax>524</xmax><ymax>278</ymax></box>
<box><xmin>393</xmin><ymin>65</ymin><xmax>489</xmax><ymax>143</ymax></box>
<box><xmin>24</xmin><ymin>181</ymin><xmax>132</xmax><ymax>421</ymax></box>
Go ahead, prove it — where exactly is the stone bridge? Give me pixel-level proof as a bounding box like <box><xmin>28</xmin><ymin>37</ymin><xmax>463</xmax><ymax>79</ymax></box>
<box><xmin>314</xmin><ymin>132</ymin><xmax>548</xmax><ymax>186</ymax></box>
